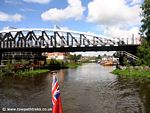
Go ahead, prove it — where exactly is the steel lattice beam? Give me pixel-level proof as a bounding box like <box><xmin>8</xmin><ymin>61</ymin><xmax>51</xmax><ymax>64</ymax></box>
<box><xmin>0</xmin><ymin>29</ymin><xmax>140</xmax><ymax>52</ymax></box>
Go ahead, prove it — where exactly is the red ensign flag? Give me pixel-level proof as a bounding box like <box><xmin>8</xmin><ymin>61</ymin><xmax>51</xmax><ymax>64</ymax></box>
<box><xmin>52</xmin><ymin>74</ymin><xmax>63</xmax><ymax>113</ymax></box>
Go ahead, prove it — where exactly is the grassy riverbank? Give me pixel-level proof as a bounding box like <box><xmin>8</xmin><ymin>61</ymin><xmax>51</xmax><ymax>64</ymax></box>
<box><xmin>112</xmin><ymin>68</ymin><xmax>150</xmax><ymax>78</ymax></box>
<box><xmin>16</xmin><ymin>69</ymin><xmax>50</xmax><ymax>77</ymax></box>
<box><xmin>66</xmin><ymin>62</ymin><xmax>82</xmax><ymax>68</ymax></box>
<box><xmin>45</xmin><ymin>59</ymin><xmax>82</xmax><ymax>69</ymax></box>
<box><xmin>0</xmin><ymin>69</ymin><xmax>50</xmax><ymax>77</ymax></box>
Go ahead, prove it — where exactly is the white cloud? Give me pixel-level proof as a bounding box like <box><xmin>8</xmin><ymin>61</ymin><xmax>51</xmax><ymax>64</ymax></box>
<box><xmin>87</xmin><ymin>0</ymin><xmax>141</xmax><ymax>26</ymax></box>
<box><xmin>23</xmin><ymin>0</ymin><xmax>51</xmax><ymax>4</ymax></box>
<box><xmin>20</xmin><ymin>8</ymin><xmax>36</xmax><ymax>12</ymax></box>
<box><xmin>2</xmin><ymin>26</ymin><xmax>9</xmax><ymax>30</ymax></box>
<box><xmin>2</xmin><ymin>26</ymin><xmax>17</xmax><ymax>30</ymax></box>
<box><xmin>101</xmin><ymin>26</ymin><xmax>141</xmax><ymax>44</ymax></box>
<box><xmin>41</xmin><ymin>0</ymin><xmax>85</xmax><ymax>21</ymax></box>
<box><xmin>103</xmin><ymin>26</ymin><xmax>139</xmax><ymax>38</ymax></box>
<box><xmin>0</xmin><ymin>11</ymin><xmax>23</xmax><ymax>22</ymax></box>
<box><xmin>5</xmin><ymin>0</ymin><xmax>22</xmax><ymax>5</ymax></box>
<box><xmin>86</xmin><ymin>0</ymin><xmax>142</xmax><ymax>43</ymax></box>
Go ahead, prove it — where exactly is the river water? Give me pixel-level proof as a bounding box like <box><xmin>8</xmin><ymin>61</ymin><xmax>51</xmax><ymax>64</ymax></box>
<box><xmin>0</xmin><ymin>63</ymin><xmax>150</xmax><ymax>113</ymax></box>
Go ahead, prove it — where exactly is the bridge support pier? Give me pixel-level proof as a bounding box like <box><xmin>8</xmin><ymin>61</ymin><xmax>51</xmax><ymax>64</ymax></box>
<box><xmin>0</xmin><ymin>53</ymin><xmax>2</xmax><ymax>65</ymax></box>
<box><xmin>119</xmin><ymin>56</ymin><xmax>124</xmax><ymax>66</ymax></box>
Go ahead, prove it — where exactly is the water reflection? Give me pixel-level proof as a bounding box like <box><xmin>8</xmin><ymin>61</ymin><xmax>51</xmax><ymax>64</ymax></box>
<box><xmin>0</xmin><ymin>63</ymin><xmax>150</xmax><ymax>113</ymax></box>
<box><xmin>58</xmin><ymin>70</ymin><xmax>65</xmax><ymax>83</ymax></box>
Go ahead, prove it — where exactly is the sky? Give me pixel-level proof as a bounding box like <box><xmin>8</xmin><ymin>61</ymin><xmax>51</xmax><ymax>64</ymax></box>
<box><xmin>0</xmin><ymin>0</ymin><xmax>143</xmax><ymax>56</ymax></box>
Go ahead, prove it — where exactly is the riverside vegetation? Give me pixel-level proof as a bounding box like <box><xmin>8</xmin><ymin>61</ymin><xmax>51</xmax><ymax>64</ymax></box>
<box><xmin>0</xmin><ymin>59</ymin><xmax>81</xmax><ymax>77</ymax></box>
<box><xmin>112</xmin><ymin>67</ymin><xmax>150</xmax><ymax>78</ymax></box>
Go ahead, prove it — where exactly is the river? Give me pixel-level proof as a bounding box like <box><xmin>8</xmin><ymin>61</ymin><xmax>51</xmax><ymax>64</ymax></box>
<box><xmin>0</xmin><ymin>63</ymin><xmax>150</xmax><ymax>113</ymax></box>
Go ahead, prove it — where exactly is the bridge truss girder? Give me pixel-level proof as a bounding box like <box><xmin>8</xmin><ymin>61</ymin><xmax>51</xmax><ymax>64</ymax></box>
<box><xmin>0</xmin><ymin>30</ymin><xmax>117</xmax><ymax>48</ymax></box>
<box><xmin>0</xmin><ymin>30</ymin><xmax>139</xmax><ymax>52</ymax></box>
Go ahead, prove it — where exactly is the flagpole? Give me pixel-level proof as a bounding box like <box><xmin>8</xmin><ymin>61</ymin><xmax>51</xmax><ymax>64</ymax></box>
<box><xmin>51</xmin><ymin>71</ymin><xmax>63</xmax><ymax>113</ymax></box>
<box><xmin>50</xmin><ymin>71</ymin><xmax>57</xmax><ymax>112</ymax></box>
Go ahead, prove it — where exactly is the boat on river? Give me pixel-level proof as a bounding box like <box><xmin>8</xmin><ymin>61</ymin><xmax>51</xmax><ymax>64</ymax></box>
<box><xmin>100</xmin><ymin>60</ymin><xmax>117</xmax><ymax>66</ymax></box>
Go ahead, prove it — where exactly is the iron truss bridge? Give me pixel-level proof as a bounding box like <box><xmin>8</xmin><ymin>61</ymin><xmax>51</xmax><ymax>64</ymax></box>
<box><xmin>0</xmin><ymin>28</ymin><xmax>140</xmax><ymax>52</ymax></box>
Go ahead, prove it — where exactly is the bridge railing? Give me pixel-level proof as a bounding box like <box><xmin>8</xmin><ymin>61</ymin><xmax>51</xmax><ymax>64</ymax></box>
<box><xmin>121</xmin><ymin>51</ymin><xmax>138</xmax><ymax>60</ymax></box>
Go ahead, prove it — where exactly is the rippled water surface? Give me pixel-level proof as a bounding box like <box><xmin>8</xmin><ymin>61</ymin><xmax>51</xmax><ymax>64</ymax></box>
<box><xmin>0</xmin><ymin>63</ymin><xmax>150</xmax><ymax>113</ymax></box>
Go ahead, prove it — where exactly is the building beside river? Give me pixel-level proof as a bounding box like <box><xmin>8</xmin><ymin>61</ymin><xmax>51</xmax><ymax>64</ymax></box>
<box><xmin>44</xmin><ymin>52</ymin><xmax>69</xmax><ymax>60</ymax></box>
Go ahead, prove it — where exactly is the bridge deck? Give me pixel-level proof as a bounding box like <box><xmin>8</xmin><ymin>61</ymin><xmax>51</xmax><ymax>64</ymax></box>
<box><xmin>0</xmin><ymin>45</ymin><xmax>139</xmax><ymax>52</ymax></box>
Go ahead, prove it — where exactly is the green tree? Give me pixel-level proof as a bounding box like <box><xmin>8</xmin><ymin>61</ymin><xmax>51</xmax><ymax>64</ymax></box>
<box><xmin>137</xmin><ymin>41</ymin><xmax>150</xmax><ymax>66</ymax></box>
<box><xmin>95</xmin><ymin>55</ymin><xmax>102</xmax><ymax>61</ymax></box>
<box><xmin>140</xmin><ymin>0</ymin><xmax>150</xmax><ymax>41</ymax></box>
<box><xmin>68</xmin><ymin>54</ymin><xmax>82</xmax><ymax>62</ymax></box>
<box><xmin>138</xmin><ymin>0</ymin><xmax>150</xmax><ymax>66</ymax></box>
<box><xmin>97</xmin><ymin>55</ymin><xmax>102</xmax><ymax>59</ymax></box>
